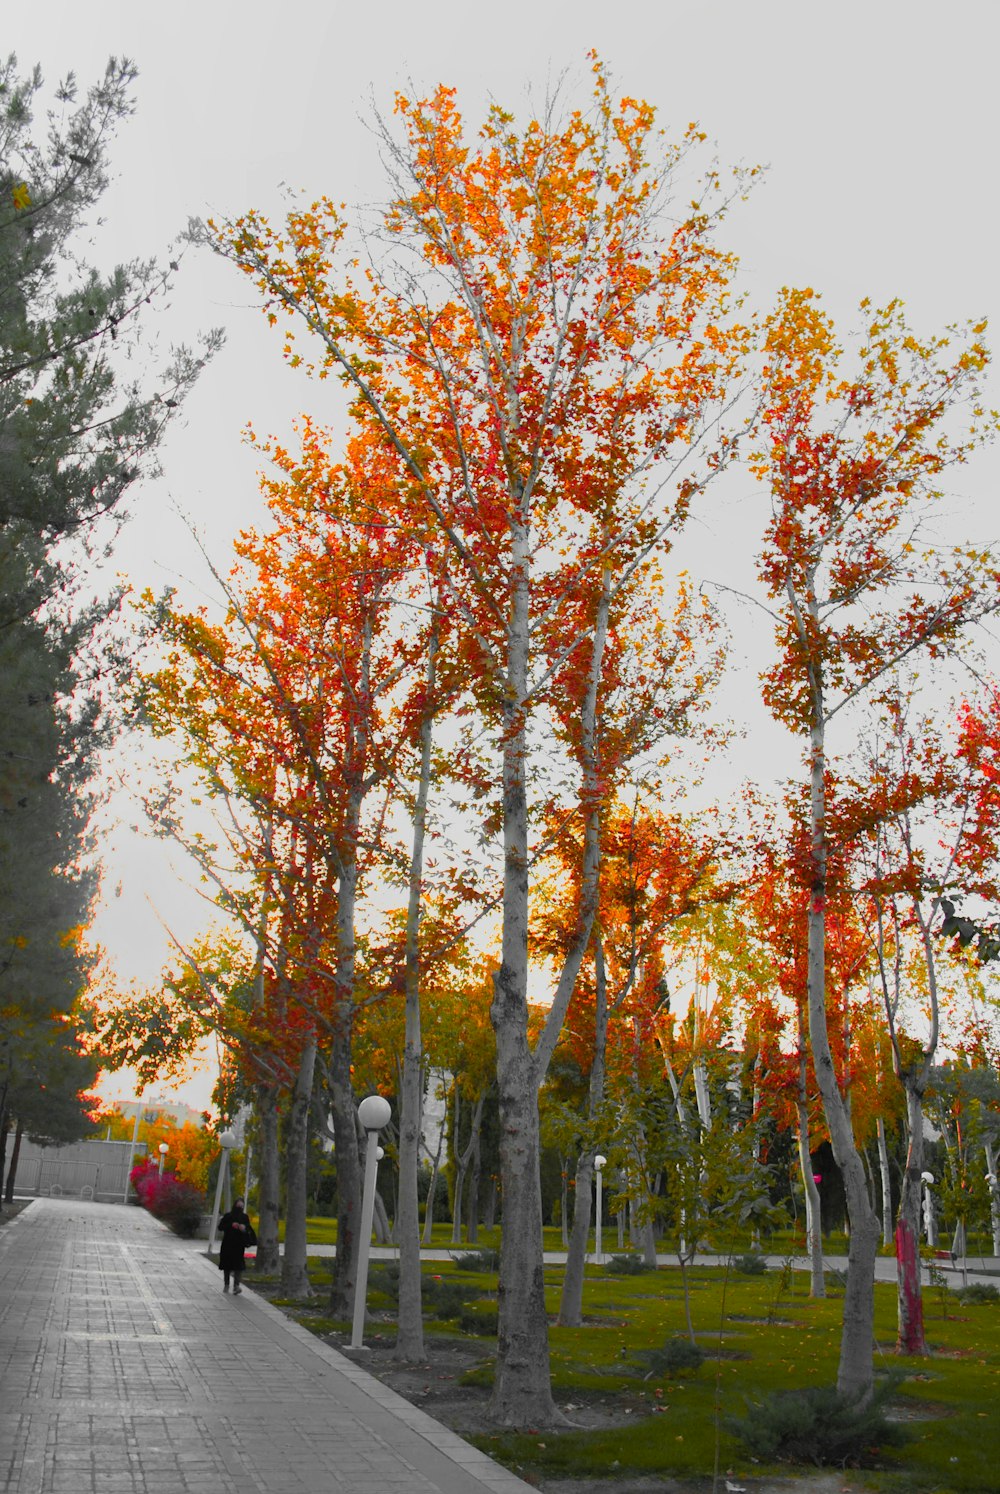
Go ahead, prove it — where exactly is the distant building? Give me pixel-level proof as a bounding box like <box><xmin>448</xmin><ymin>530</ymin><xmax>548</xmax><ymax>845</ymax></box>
<box><xmin>115</xmin><ymin>1097</ymin><xmax>208</xmax><ymax>1129</ymax></box>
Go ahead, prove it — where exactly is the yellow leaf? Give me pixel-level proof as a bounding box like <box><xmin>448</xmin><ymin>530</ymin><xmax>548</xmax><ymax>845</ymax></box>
<box><xmin>12</xmin><ymin>182</ymin><xmax>31</xmax><ymax>211</ymax></box>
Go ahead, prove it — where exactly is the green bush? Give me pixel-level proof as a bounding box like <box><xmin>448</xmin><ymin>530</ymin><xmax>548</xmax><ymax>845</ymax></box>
<box><xmin>423</xmin><ymin>1276</ymin><xmax>479</xmax><ymax>1320</ymax></box>
<box><xmin>634</xmin><ymin>1335</ymin><xmax>705</xmax><ymax>1379</ymax></box>
<box><xmin>726</xmin><ymin>1381</ymin><xmax>908</xmax><ymax>1468</ymax></box>
<box><xmin>606</xmin><ymin>1252</ymin><xmax>654</xmax><ymax>1274</ymax></box>
<box><xmin>734</xmin><ymin>1253</ymin><xmax>768</xmax><ymax>1275</ymax></box>
<box><xmin>451</xmin><ymin>1248</ymin><xmax>500</xmax><ymax>1271</ymax></box>
<box><xmin>458</xmin><ymin>1305</ymin><xmax>499</xmax><ymax>1335</ymax></box>
<box><xmin>369</xmin><ymin>1263</ymin><xmax>400</xmax><ymax>1301</ymax></box>
<box><xmin>956</xmin><ymin>1281</ymin><xmax>999</xmax><ymax>1305</ymax></box>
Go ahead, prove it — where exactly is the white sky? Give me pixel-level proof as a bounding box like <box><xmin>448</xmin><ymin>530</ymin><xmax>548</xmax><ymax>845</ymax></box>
<box><xmin>10</xmin><ymin>0</ymin><xmax>1000</xmax><ymax>1106</ymax></box>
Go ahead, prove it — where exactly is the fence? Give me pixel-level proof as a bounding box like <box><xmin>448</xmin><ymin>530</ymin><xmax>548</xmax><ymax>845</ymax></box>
<box><xmin>11</xmin><ymin>1138</ymin><xmax>147</xmax><ymax>1202</ymax></box>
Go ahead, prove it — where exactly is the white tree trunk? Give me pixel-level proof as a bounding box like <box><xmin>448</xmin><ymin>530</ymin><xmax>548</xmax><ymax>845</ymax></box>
<box><xmin>877</xmin><ymin>1117</ymin><xmax>894</xmax><ymax>1248</ymax></box>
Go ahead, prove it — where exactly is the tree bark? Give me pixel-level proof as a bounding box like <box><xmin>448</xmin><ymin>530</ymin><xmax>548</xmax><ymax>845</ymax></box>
<box><xmin>394</xmin><ymin>615</ymin><xmax>438</xmax><ymax>1362</ymax></box>
<box><xmin>558</xmin><ymin>939</ymin><xmax>609</xmax><ymax>1325</ymax></box>
<box><xmin>877</xmin><ymin>1117</ymin><xmax>894</xmax><ymax>1248</ymax></box>
<box><xmin>795</xmin><ymin>1012</ymin><xmax>825</xmax><ymax>1298</ymax></box>
<box><xmin>807</xmin><ymin>709</ymin><xmax>879</xmax><ymax>1401</ymax></box>
<box><xmin>254</xmin><ymin>1083</ymin><xmax>281</xmax><ymax>1274</ymax></box>
<box><xmin>4</xmin><ymin>1117</ymin><xmax>23</xmax><ymax>1204</ymax></box>
<box><xmin>326</xmin><ymin>1018</ymin><xmax>362</xmax><ymax>1317</ymax></box>
<box><xmin>895</xmin><ymin>1078</ymin><xmax>928</xmax><ymax>1354</ymax></box>
<box><xmin>422</xmin><ymin>1106</ymin><xmax>445</xmax><ymax>1246</ymax></box>
<box><xmin>325</xmin><ymin>762</ymin><xmax>365</xmax><ymax>1318</ymax></box>
<box><xmin>281</xmin><ymin>1032</ymin><xmax>317</xmax><ymax>1297</ymax></box>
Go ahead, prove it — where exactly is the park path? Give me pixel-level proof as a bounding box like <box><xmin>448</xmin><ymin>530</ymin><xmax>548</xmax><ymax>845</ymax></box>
<box><xmin>0</xmin><ymin>1198</ymin><xmax>536</xmax><ymax>1494</ymax></box>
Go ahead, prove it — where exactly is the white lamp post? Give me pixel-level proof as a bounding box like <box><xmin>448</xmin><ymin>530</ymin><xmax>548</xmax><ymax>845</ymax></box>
<box><xmin>206</xmin><ymin>1130</ymin><xmax>238</xmax><ymax>1258</ymax></box>
<box><xmin>921</xmin><ymin>1171</ymin><xmax>937</xmax><ymax>1247</ymax></box>
<box><xmin>594</xmin><ymin>1154</ymin><xmax>607</xmax><ymax>1266</ymax></box>
<box><xmin>158</xmin><ymin>1143</ymin><xmax>169</xmax><ymax>1178</ymax></box>
<box><xmin>351</xmin><ymin>1095</ymin><xmax>392</xmax><ymax>1349</ymax></box>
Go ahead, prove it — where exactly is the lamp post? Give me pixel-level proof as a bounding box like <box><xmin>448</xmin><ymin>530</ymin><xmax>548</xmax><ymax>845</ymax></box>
<box><xmin>158</xmin><ymin>1143</ymin><xmax>169</xmax><ymax>1178</ymax></box>
<box><xmin>594</xmin><ymin>1154</ymin><xmax>607</xmax><ymax>1266</ymax></box>
<box><xmin>351</xmin><ymin>1095</ymin><xmax>392</xmax><ymax>1349</ymax></box>
<box><xmin>206</xmin><ymin>1130</ymin><xmax>237</xmax><ymax>1258</ymax></box>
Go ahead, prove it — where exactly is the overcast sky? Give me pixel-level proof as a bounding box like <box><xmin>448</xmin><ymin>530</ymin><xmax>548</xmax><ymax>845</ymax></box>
<box><xmin>10</xmin><ymin>1</ymin><xmax>1000</xmax><ymax>1105</ymax></box>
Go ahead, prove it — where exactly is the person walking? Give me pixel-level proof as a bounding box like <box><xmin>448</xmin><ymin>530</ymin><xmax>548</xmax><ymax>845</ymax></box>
<box><xmin>217</xmin><ymin>1197</ymin><xmax>257</xmax><ymax>1295</ymax></box>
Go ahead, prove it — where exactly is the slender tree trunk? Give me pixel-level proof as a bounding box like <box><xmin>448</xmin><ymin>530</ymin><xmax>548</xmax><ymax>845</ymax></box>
<box><xmin>488</xmin><ymin>517</ymin><xmax>558</xmax><ymax>1427</ymax></box>
<box><xmin>796</xmin><ymin>1018</ymin><xmax>825</xmax><ymax>1298</ymax></box>
<box><xmin>877</xmin><ymin>1118</ymin><xmax>894</xmax><ymax>1248</ymax></box>
<box><xmin>807</xmin><ymin>709</ymin><xmax>878</xmax><ymax>1401</ymax></box>
<box><xmin>0</xmin><ymin>1100</ymin><xmax>9</xmax><ymax>1210</ymax></box>
<box><xmin>372</xmin><ymin>1191</ymin><xmax>391</xmax><ymax>1244</ymax></box>
<box><xmin>254</xmin><ymin>1082</ymin><xmax>281</xmax><ymax>1274</ymax></box>
<box><xmin>326</xmin><ymin>773</ymin><xmax>364</xmax><ymax>1318</ymax></box>
<box><xmin>451</xmin><ymin>1087</ymin><xmax>465</xmax><ymax>1246</ymax></box>
<box><xmin>394</xmin><ymin>616</ymin><xmax>437</xmax><ymax>1361</ymax></box>
<box><xmin>488</xmin><ymin>536</ymin><xmax>605</xmax><ymax>1428</ymax></box>
<box><xmin>4</xmin><ymin>1117</ymin><xmax>23</xmax><ymax>1204</ymax></box>
<box><xmin>895</xmin><ymin>1077</ymin><xmax>928</xmax><ymax>1354</ymax></box>
<box><xmin>281</xmin><ymin>1032</ymin><xmax>317</xmax><ymax>1297</ymax></box>
<box><xmin>796</xmin><ymin>1104</ymin><xmax>826</xmax><ymax>1298</ymax></box>
<box><xmin>422</xmin><ymin>1112</ymin><xmax>445</xmax><ymax>1246</ymax></box>
<box><xmin>559</xmin><ymin>936</ymin><xmax>609</xmax><ymax>1326</ymax></box>
<box><xmin>466</xmin><ymin>1115</ymin><xmax>482</xmax><ymax>1243</ymax></box>
<box><xmin>452</xmin><ymin>1091</ymin><xmax>485</xmax><ymax>1245</ymax></box>
<box><xmin>327</xmin><ymin>1018</ymin><xmax>363</xmax><ymax>1317</ymax></box>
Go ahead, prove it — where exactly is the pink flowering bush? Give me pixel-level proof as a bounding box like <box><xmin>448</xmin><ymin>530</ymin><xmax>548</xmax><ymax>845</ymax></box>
<box><xmin>130</xmin><ymin>1160</ymin><xmax>205</xmax><ymax>1237</ymax></box>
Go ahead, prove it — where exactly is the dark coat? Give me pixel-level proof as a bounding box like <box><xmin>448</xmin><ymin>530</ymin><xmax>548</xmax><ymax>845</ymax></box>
<box><xmin>217</xmin><ymin>1208</ymin><xmax>256</xmax><ymax>1271</ymax></box>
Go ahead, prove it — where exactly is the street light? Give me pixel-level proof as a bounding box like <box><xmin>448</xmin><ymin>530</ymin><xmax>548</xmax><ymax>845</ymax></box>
<box><xmin>158</xmin><ymin>1143</ymin><xmax>169</xmax><ymax>1178</ymax></box>
<box><xmin>594</xmin><ymin>1155</ymin><xmax>607</xmax><ymax>1266</ymax></box>
<box><xmin>351</xmin><ymin>1095</ymin><xmax>392</xmax><ymax>1349</ymax></box>
<box><xmin>206</xmin><ymin>1130</ymin><xmax>238</xmax><ymax>1258</ymax></box>
<box><xmin>921</xmin><ymin>1171</ymin><xmax>937</xmax><ymax>1247</ymax></box>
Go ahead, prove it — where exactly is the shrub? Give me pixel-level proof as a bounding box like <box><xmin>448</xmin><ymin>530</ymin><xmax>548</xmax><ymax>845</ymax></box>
<box><xmin>634</xmin><ymin>1335</ymin><xmax>705</xmax><ymax>1379</ymax></box>
<box><xmin>451</xmin><ymin>1248</ymin><xmax>500</xmax><ymax>1271</ymax></box>
<box><xmin>458</xmin><ymin>1306</ymin><xmax>500</xmax><ymax>1335</ymax></box>
<box><xmin>369</xmin><ymin>1263</ymin><xmax>400</xmax><ymax>1302</ymax></box>
<box><xmin>129</xmin><ymin>1163</ymin><xmax>205</xmax><ymax>1237</ymax></box>
<box><xmin>726</xmin><ymin>1381</ymin><xmax>908</xmax><ymax>1468</ymax></box>
<box><xmin>606</xmin><ymin>1252</ymin><xmax>654</xmax><ymax>1274</ymax></box>
<box><xmin>734</xmin><ymin>1253</ymin><xmax>768</xmax><ymax>1275</ymax></box>
<box><xmin>956</xmin><ymin>1281</ymin><xmax>999</xmax><ymax>1305</ymax></box>
<box><xmin>422</xmin><ymin>1276</ymin><xmax>479</xmax><ymax>1320</ymax></box>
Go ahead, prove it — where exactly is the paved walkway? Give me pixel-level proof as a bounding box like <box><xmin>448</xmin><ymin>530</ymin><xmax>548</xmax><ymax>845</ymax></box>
<box><xmin>0</xmin><ymin>1198</ymin><xmax>536</xmax><ymax>1494</ymax></box>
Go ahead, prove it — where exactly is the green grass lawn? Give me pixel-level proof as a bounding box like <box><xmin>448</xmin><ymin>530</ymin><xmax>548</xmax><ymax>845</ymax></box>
<box><xmin>262</xmin><ymin>1246</ymin><xmax>1000</xmax><ymax>1491</ymax></box>
<box><xmin>284</xmin><ymin>1215</ymin><xmax>866</xmax><ymax>1256</ymax></box>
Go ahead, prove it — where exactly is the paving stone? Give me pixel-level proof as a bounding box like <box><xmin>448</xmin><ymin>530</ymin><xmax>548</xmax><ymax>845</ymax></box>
<box><xmin>0</xmin><ymin>1199</ymin><xmax>536</xmax><ymax>1494</ymax></box>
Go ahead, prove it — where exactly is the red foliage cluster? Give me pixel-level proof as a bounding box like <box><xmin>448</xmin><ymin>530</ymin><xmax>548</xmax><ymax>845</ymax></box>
<box><xmin>130</xmin><ymin>1160</ymin><xmax>205</xmax><ymax>1238</ymax></box>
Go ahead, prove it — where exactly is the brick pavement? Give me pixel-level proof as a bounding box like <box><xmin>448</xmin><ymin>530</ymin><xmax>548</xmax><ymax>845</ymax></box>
<box><xmin>0</xmin><ymin>1199</ymin><xmax>538</xmax><ymax>1494</ymax></box>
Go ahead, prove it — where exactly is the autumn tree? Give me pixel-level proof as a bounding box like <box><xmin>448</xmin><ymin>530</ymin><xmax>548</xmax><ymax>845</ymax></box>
<box><xmin>206</xmin><ymin>62</ymin><xmax>752</xmax><ymax>1425</ymax></box>
<box><xmin>140</xmin><ymin>418</ymin><xmax>448</xmax><ymax>1304</ymax></box>
<box><xmin>846</xmin><ymin>686</ymin><xmax>1000</xmax><ymax>1351</ymax></box>
<box><xmin>751</xmin><ymin>287</ymin><xmax>999</xmax><ymax>1400</ymax></box>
